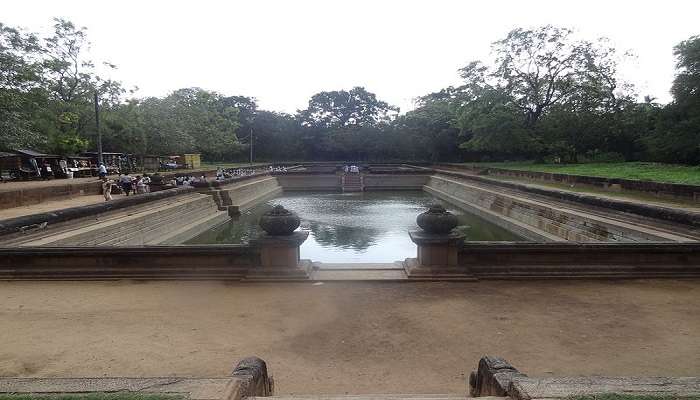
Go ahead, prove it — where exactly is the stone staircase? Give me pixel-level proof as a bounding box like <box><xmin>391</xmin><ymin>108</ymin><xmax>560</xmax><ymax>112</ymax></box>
<box><xmin>248</xmin><ymin>395</ymin><xmax>480</xmax><ymax>400</ymax></box>
<box><xmin>5</xmin><ymin>193</ymin><xmax>227</xmax><ymax>246</ymax></box>
<box><xmin>342</xmin><ymin>174</ymin><xmax>364</xmax><ymax>192</ymax></box>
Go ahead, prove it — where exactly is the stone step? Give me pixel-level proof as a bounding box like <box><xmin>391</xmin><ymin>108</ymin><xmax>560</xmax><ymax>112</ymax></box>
<box><xmin>21</xmin><ymin>194</ymin><xmax>217</xmax><ymax>246</ymax></box>
<box><xmin>249</xmin><ymin>395</ymin><xmax>475</xmax><ymax>400</ymax></box>
<box><xmin>82</xmin><ymin>199</ymin><xmax>218</xmax><ymax>245</ymax></box>
<box><xmin>99</xmin><ymin>198</ymin><xmax>222</xmax><ymax>246</ymax></box>
<box><xmin>0</xmin><ymin>193</ymin><xmax>205</xmax><ymax>245</ymax></box>
<box><xmin>62</xmin><ymin>196</ymin><xmax>218</xmax><ymax>246</ymax></box>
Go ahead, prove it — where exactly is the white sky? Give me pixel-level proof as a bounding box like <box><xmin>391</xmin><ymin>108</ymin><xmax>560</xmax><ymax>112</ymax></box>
<box><xmin>4</xmin><ymin>0</ymin><xmax>699</xmax><ymax>113</ymax></box>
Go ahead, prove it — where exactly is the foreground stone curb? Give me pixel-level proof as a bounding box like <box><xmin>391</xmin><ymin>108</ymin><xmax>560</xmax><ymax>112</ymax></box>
<box><xmin>470</xmin><ymin>356</ymin><xmax>700</xmax><ymax>400</ymax></box>
<box><xmin>0</xmin><ymin>357</ymin><xmax>274</xmax><ymax>400</ymax></box>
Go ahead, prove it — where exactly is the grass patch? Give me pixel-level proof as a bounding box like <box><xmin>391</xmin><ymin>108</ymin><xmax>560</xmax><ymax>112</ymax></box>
<box><xmin>0</xmin><ymin>394</ymin><xmax>184</xmax><ymax>400</ymax></box>
<box><xmin>464</xmin><ymin>161</ymin><xmax>700</xmax><ymax>185</ymax></box>
<box><xmin>567</xmin><ymin>394</ymin><xmax>700</xmax><ymax>400</ymax></box>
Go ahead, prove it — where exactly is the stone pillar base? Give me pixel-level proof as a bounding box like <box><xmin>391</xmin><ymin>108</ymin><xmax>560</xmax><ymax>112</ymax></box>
<box><xmin>247</xmin><ymin>231</ymin><xmax>311</xmax><ymax>281</ymax></box>
<box><xmin>405</xmin><ymin>230</ymin><xmax>476</xmax><ymax>280</ymax></box>
<box><xmin>403</xmin><ymin>257</ymin><xmax>477</xmax><ymax>281</ymax></box>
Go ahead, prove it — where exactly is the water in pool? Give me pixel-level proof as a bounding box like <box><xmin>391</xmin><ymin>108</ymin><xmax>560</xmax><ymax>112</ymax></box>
<box><xmin>186</xmin><ymin>191</ymin><xmax>523</xmax><ymax>263</ymax></box>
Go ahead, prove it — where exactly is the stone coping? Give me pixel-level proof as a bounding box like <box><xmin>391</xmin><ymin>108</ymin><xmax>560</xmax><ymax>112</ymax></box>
<box><xmin>470</xmin><ymin>356</ymin><xmax>700</xmax><ymax>400</ymax></box>
<box><xmin>0</xmin><ymin>244</ymin><xmax>254</xmax><ymax>256</ymax></box>
<box><xmin>0</xmin><ymin>377</ymin><xmax>240</xmax><ymax>400</ymax></box>
<box><xmin>408</xmin><ymin>230</ymin><xmax>465</xmax><ymax>244</ymax></box>
<box><xmin>458</xmin><ymin>241</ymin><xmax>700</xmax><ymax>251</ymax></box>
<box><xmin>0</xmin><ymin>357</ymin><xmax>273</xmax><ymax>400</ymax></box>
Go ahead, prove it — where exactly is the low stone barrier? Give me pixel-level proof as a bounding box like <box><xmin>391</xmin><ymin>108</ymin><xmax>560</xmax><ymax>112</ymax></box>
<box><xmin>0</xmin><ymin>180</ymin><xmax>103</xmax><ymax>209</ymax></box>
<box><xmin>0</xmin><ymin>245</ymin><xmax>256</xmax><ymax>280</ymax></box>
<box><xmin>459</xmin><ymin>242</ymin><xmax>700</xmax><ymax>279</ymax></box>
<box><xmin>469</xmin><ymin>355</ymin><xmax>700</xmax><ymax>399</ymax></box>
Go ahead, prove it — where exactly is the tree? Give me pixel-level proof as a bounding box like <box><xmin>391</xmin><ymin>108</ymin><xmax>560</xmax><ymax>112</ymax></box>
<box><xmin>453</xmin><ymin>25</ymin><xmax>635</xmax><ymax>161</ymax></box>
<box><xmin>644</xmin><ymin>35</ymin><xmax>700</xmax><ymax>164</ymax></box>
<box><xmin>0</xmin><ymin>23</ymin><xmax>46</xmax><ymax>150</ymax></box>
<box><xmin>298</xmin><ymin>86</ymin><xmax>399</xmax><ymax>129</ymax></box>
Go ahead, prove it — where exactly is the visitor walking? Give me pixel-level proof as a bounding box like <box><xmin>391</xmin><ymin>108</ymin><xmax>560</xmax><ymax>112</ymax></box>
<box><xmin>98</xmin><ymin>163</ymin><xmax>107</xmax><ymax>179</ymax></box>
<box><xmin>135</xmin><ymin>175</ymin><xmax>147</xmax><ymax>194</ymax></box>
<box><xmin>101</xmin><ymin>178</ymin><xmax>113</xmax><ymax>201</ymax></box>
<box><xmin>119</xmin><ymin>173</ymin><xmax>133</xmax><ymax>196</ymax></box>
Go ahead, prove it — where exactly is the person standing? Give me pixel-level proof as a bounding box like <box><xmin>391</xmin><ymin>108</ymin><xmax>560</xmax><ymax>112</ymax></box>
<box><xmin>98</xmin><ymin>163</ymin><xmax>108</xmax><ymax>179</ymax></box>
<box><xmin>119</xmin><ymin>173</ymin><xmax>133</xmax><ymax>196</ymax></box>
<box><xmin>135</xmin><ymin>175</ymin><xmax>147</xmax><ymax>194</ymax></box>
<box><xmin>101</xmin><ymin>178</ymin><xmax>113</xmax><ymax>201</ymax></box>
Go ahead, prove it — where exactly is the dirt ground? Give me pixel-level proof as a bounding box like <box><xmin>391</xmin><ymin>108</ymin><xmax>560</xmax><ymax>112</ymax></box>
<box><xmin>0</xmin><ymin>280</ymin><xmax>699</xmax><ymax>394</ymax></box>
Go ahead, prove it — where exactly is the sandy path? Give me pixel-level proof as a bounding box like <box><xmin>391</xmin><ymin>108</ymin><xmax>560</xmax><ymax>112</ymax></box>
<box><xmin>0</xmin><ymin>280</ymin><xmax>699</xmax><ymax>394</ymax></box>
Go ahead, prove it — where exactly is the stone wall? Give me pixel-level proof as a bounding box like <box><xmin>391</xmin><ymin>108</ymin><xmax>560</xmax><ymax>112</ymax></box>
<box><xmin>275</xmin><ymin>174</ymin><xmax>342</xmax><ymax>191</ymax></box>
<box><xmin>435</xmin><ymin>163</ymin><xmax>700</xmax><ymax>203</ymax></box>
<box><xmin>459</xmin><ymin>242</ymin><xmax>700</xmax><ymax>279</ymax></box>
<box><xmin>0</xmin><ymin>181</ymin><xmax>102</xmax><ymax>209</ymax></box>
<box><xmin>0</xmin><ymin>245</ymin><xmax>254</xmax><ymax>280</ymax></box>
<box><xmin>363</xmin><ymin>174</ymin><xmax>429</xmax><ymax>190</ymax></box>
<box><xmin>207</xmin><ymin>176</ymin><xmax>282</xmax><ymax>214</ymax></box>
<box><xmin>424</xmin><ymin>175</ymin><xmax>694</xmax><ymax>242</ymax></box>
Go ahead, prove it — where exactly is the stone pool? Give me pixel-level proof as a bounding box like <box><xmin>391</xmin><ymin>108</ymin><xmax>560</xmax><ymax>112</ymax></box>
<box><xmin>186</xmin><ymin>191</ymin><xmax>524</xmax><ymax>263</ymax></box>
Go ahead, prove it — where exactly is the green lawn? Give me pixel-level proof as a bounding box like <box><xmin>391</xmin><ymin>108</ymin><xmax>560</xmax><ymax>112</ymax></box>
<box><xmin>464</xmin><ymin>161</ymin><xmax>700</xmax><ymax>186</ymax></box>
<box><xmin>0</xmin><ymin>394</ymin><xmax>182</xmax><ymax>400</ymax></box>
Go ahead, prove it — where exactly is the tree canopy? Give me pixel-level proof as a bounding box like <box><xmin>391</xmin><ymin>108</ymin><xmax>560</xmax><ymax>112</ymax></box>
<box><xmin>1</xmin><ymin>19</ymin><xmax>699</xmax><ymax>165</ymax></box>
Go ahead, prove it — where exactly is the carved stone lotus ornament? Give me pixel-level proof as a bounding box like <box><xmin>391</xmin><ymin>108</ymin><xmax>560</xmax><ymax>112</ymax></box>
<box><xmin>259</xmin><ymin>205</ymin><xmax>301</xmax><ymax>236</ymax></box>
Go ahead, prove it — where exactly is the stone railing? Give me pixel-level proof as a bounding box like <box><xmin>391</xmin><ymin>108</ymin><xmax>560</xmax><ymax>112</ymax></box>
<box><xmin>406</xmin><ymin>205</ymin><xmax>700</xmax><ymax>280</ymax></box>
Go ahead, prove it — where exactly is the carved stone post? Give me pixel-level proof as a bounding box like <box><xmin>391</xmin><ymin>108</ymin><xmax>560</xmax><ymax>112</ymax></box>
<box><xmin>404</xmin><ymin>204</ymin><xmax>475</xmax><ymax>280</ymax></box>
<box><xmin>247</xmin><ymin>205</ymin><xmax>311</xmax><ymax>280</ymax></box>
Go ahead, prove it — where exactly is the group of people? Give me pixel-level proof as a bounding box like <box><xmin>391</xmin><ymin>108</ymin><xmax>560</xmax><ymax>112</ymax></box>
<box><xmin>343</xmin><ymin>165</ymin><xmax>360</xmax><ymax>173</ymax></box>
<box><xmin>171</xmin><ymin>175</ymin><xmax>206</xmax><ymax>186</ymax></box>
<box><xmin>101</xmin><ymin>173</ymin><xmax>151</xmax><ymax>202</ymax></box>
<box><xmin>215</xmin><ymin>166</ymin><xmax>281</xmax><ymax>181</ymax></box>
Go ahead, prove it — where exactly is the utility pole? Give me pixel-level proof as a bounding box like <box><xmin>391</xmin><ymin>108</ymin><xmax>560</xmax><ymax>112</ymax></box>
<box><xmin>249</xmin><ymin>125</ymin><xmax>253</xmax><ymax>167</ymax></box>
<box><xmin>94</xmin><ymin>91</ymin><xmax>103</xmax><ymax>165</ymax></box>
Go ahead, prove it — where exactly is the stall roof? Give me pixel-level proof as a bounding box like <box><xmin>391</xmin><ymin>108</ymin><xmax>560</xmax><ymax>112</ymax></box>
<box><xmin>15</xmin><ymin>149</ymin><xmax>47</xmax><ymax>157</ymax></box>
<box><xmin>14</xmin><ymin>149</ymin><xmax>61</xmax><ymax>158</ymax></box>
<box><xmin>82</xmin><ymin>152</ymin><xmax>125</xmax><ymax>156</ymax></box>
<box><xmin>0</xmin><ymin>151</ymin><xmax>17</xmax><ymax>158</ymax></box>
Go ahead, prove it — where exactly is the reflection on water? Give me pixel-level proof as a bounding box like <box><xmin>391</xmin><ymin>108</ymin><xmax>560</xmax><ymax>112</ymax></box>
<box><xmin>186</xmin><ymin>191</ymin><xmax>524</xmax><ymax>262</ymax></box>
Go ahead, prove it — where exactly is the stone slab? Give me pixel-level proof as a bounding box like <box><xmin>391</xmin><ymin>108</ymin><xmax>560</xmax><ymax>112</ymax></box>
<box><xmin>511</xmin><ymin>376</ymin><xmax>700</xmax><ymax>400</ymax></box>
<box><xmin>311</xmin><ymin>268</ymin><xmax>408</xmax><ymax>281</ymax></box>
<box><xmin>0</xmin><ymin>377</ymin><xmax>241</xmax><ymax>400</ymax></box>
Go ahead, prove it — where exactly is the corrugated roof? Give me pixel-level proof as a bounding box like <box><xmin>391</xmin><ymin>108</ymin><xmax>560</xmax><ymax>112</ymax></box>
<box><xmin>14</xmin><ymin>149</ymin><xmax>47</xmax><ymax>157</ymax></box>
<box><xmin>0</xmin><ymin>151</ymin><xmax>18</xmax><ymax>157</ymax></box>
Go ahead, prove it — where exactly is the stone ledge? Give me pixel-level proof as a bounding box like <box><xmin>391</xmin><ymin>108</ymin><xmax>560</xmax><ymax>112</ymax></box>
<box><xmin>434</xmin><ymin>170</ymin><xmax>700</xmax><ymax>228</ymax></box>
<box><xmin>469</xmin><ymin>356</ymin><xmax>700</xmax><ymax>400</ymax></box>
<box><xmin>0</xmin><ymin>377</ymin><xmax>242</xmax><ymax>400</ymax></box>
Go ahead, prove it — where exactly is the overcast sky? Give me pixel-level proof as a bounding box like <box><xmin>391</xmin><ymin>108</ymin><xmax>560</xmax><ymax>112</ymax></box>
<box><xmin>4</xmin><ymin>0</ymin><xmax>699</xmax><ymax>113</ymax></box>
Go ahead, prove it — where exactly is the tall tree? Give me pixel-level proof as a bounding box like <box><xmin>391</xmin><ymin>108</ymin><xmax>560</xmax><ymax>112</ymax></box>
<box><xmin>298</xmin><ymin>86</ymin><xmax>399</xmax><ymax>129</ymax></box>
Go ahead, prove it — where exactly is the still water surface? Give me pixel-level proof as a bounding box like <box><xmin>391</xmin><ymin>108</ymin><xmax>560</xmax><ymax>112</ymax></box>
<box><xmin>187</xmin><ymin>191</ymin><xmax>523</xmax><ymax>263</ymax></box>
